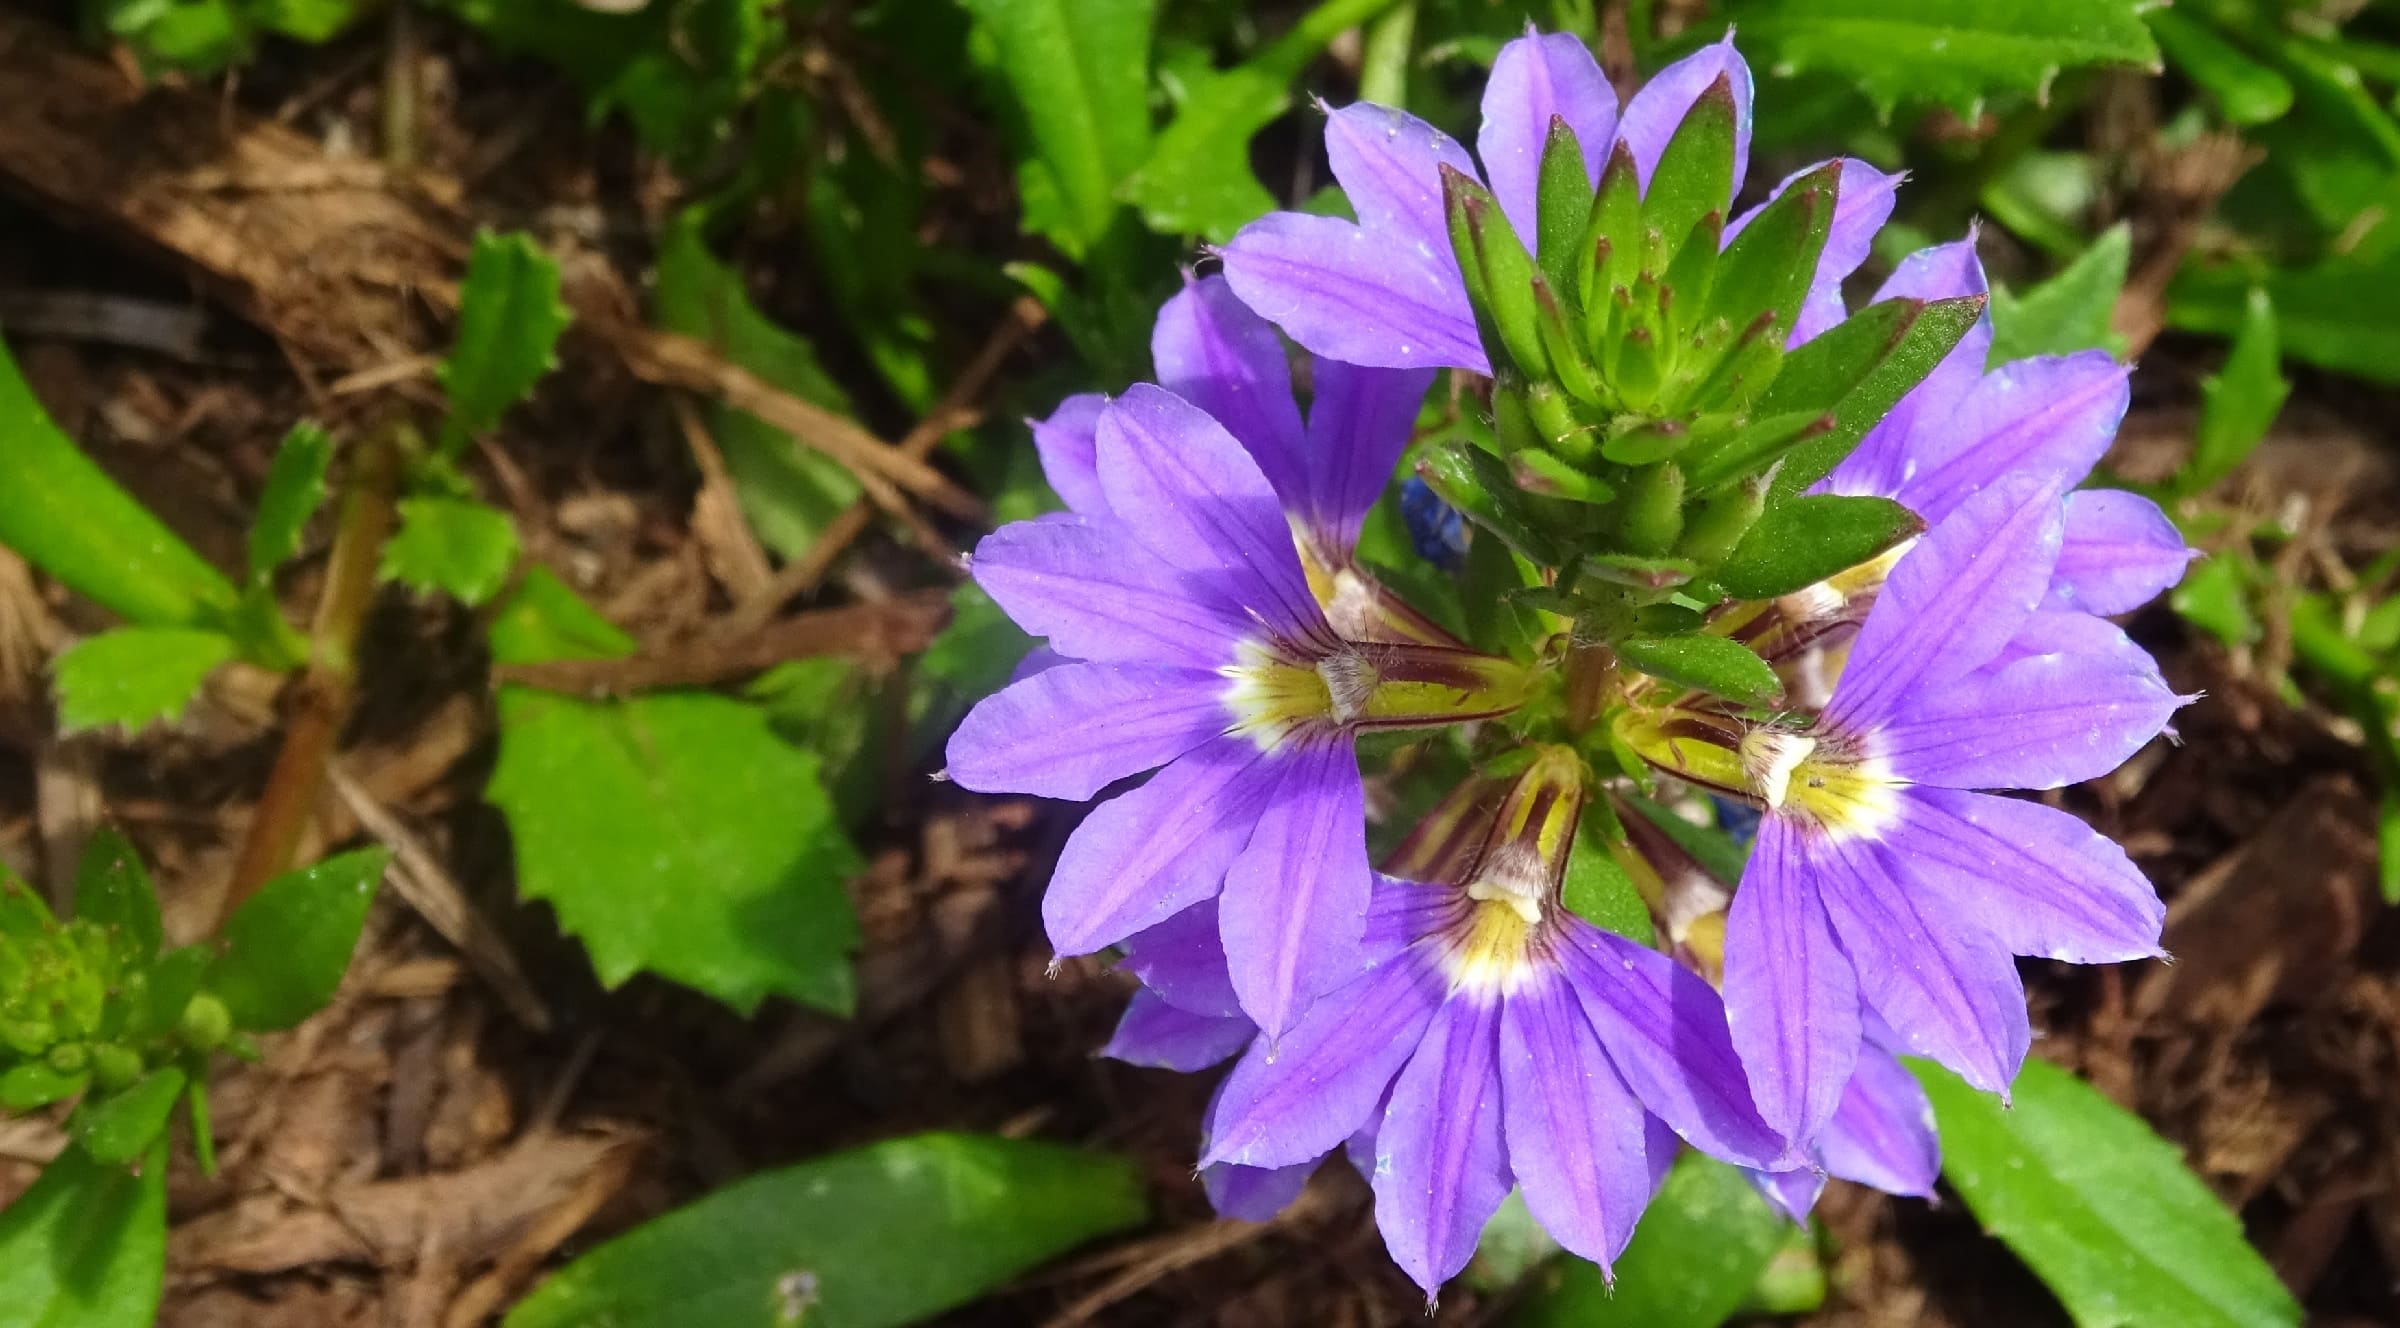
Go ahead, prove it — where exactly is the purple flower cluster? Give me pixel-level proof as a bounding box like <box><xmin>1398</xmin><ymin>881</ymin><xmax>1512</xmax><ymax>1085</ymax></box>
<box><xmin>946</xmin><ymin>25</ymin><xmax>2188</xmax><ymax>1302</ymax></box>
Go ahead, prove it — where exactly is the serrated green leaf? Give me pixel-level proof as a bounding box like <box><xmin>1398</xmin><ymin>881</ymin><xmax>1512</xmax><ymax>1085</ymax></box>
<box><xmin>1918</xmin><ymin>1057</ymin><xmax>2300</xmax><ymax>1328</ymax></box>
<box><xmin>2179</xmin><ymin>288</ymin><xmax>2288</xmax><ymax>496</ymax></box>
<box><xmin>247</xmin><ymin>421</ymin><xmax>333</xmax><ymax>581</ymax></box>
<box><xmin>1725</xmin><ymin>0</ymin><xmax>2159</xmax><ymax>119</ymax></box>
<box><xmin>72</xmin><ymin>830</ymin><xmax>161</xmax><ymax>964</ymax></box>
<box><xmin>1714</xmin><ymin>494</ymin><xmax>1921</xmax><ymax>599</ymax></box>
<box><xmin>489</xmin><ymin>688</ymin><xmax>862</xmax><ymax>1015</ymax></box>
<box><xmin>965</xmin><ymin>0</ymin><xmax>1155</xmax><ymax>257</ymax></box>
<box><xmin>0</xmin><ymin>1138</ymin><xmax>167</xmax><ymax>1328</ymax></box>
<box><xmin>488</xmin><ymin>566</ymin><xmax>636</xmax><ymax>667</ymax></box>
<box><xmin>1989</xmin><ymin>223</ymin><xmax>2131</xmax><ymax>364</ymax></box>
<box><xmin>653</xmin><ymin>210</ymin><xmax>862</xmax><ymax>557</ymax></box>
<box><xmin>206</xmin><ymin>848</ymin><xmax>388</xmax><ymax>1032</ymax></box>
<box><xmin>505</xmin><ymin>1132</ymin><xmax>1145</xmax><ymax>1328</ymax></box>
<box><xmin>51</xmin><ymin>627</ymin><xmax>236</xmax><ymax>734</ymax></box>
<box><xmin>378</xmin><ymin>497</ymin><xmax>520</xmax><ymax>607</ymax></box>
<box><xmin>1511</xmin><ymin>1152</ymin><xmax>1786</xmax><ymax>1327</ymax></box>
<box><xmin>0</xmin><ymin>339</ymin><xmax>237</xmax><ymax>629</ymax></box>
<box><xmin>67</xmin><ymin>1069</ymin><xmax>185</xmax><ymax>1167</ymax></box>
<box><xmin>439</xmin><ymin>231</ymin><xmax>571</xmax><ymax>445</ymax></box>
<box><xmin>1615</xmin><ymin>633</ymin><xmax>1782</xmax><ymax>706</ymax></box>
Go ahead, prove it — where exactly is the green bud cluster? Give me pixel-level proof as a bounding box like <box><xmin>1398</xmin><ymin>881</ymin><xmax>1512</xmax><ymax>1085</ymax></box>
<box><xmin>1417</xmin><ymin>73</ymin><xmax>1983</xmax><ymax>650</ymax></box>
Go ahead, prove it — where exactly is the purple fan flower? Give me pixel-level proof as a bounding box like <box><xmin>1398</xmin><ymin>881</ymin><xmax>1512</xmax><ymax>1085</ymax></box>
<box><xmin>1814</xmin><ymin>234</ymin><xmax>2194</xmax><ymax>621</ymax></box>
<box><xmin>948</xmin><ymin>382</ymin><xmax>1526</xmax><ymax>1039</ymax></box>
<box><xmin>1747</xmin><ymin>1028</ymin><xmax>1939</xmax><ymax>1222</ymax></box>
<box><xmin>1218</xmin><ymin>30</ymin><xmax>1898</xmax><ymax>374</ymax></box>
<box><xmin>1188</xmin><ymin>753</ymin><xmax>1786</xmax><ymax>1297</ymax></box>
<box><xmin>1720</xmin><ymin>476</ymin><xmax>2186</xmax><ymax>1146</ymax></box>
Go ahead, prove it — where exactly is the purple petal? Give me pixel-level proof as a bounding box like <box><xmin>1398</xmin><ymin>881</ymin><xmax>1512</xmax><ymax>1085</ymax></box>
<box><xmin>1498</xmin><ymin>972</ymin><xmax>1652</xmax><ymax>1271</ymax></box>
<box><xmin>1819</xmin><ymin>1040</ymin><xmax>1939</xmax><ymax>1198</ymax></box>
<box><xmin>1030</xmin><ymin>394</ymin><xmax>1109</xmax><ymax>516</ymax></box>
<box><xmin>1876</xmin><ymin>611</ymin><xmax>2182</xmax><ymax>790</ymax></box>
<box><xmin>970</xmin><ymin>516</ymin><xmax>1248</xmax><ymax>668</ymax></box>
<box><xmin>1220</xmin><ymin>212</ymin><xmax>1489</xmax><ymax>372</ymax></box>
<box><xmin>945</xmin><ymin>661</ymin><xmax>1229</xmax><ymax>800</ymax></box>
<box><xmin>1323</xmin><ymin>101</ymin><xmax>1480</xmax><ymax>265</ymax></box>
<box><xmin>1365</xmin><ymin>876</ymin><xmax>1461</xmax><ymax>967</ymax></box>
<box><xmin>1830</xmin><ymin>476</ymin><xmax>2064</xmax><ymax>733</ymax></box>
<box><xmin>1724</xmin><ymin>817</ymin><xmax>1861</xmax><ymax>1146</ymax></box>
<box><xmin>1818</xmin><ymin>836</ymin><xmax>2028</xmax><ymax>1096</ymax></box>
<box><xmin>1477</xmin><ymin>30</ymin><xmax>1618</xmax><ymax>240</ymax></box>
<box><xmin>1153</xmin><ymin>275</ymin><xmax>1311</xmax><ymax>506</ymax></box>
<box><xmin>1892</xmin><ymin>352</ymin><xmax>2129</xmax><ymax>524</ymax></box>
<box><xmin>1102</xmin><ymin>988</ymin><xmax>1255</xmax><ymax>1071</ymax></box>
<box><xmin>1898</xmin><ymin>787</ymin><xmax>2166</xmax><ymax>964</ymax></box>
<box><xmin>1122</xmin><ymin>899</ymin><xmax>1240</xmax><ymax>1018</ymax></box>
<box><xmin>1302</xmin><ymin>358</ymin><xmax>1435</xmax><ymax>557</ymax></box>
<box><xmin>1553</xmin><ymin>922</ymin><xmax>1788</xmax><ymax>1167</ymax></box>
<box><xmin>1373</xmin><ymin>994</ymin><xmax>1512</xmax><ymax>1297</ymax></box>
<box><xmin>2052</xmin><ymin>489</ymin><xmax>2193</xmax><ymax>614</ymax></box>
<box><xmin>1219</xmin><ymin>739</ymin><xmax>1372</xmax><ymax>1039</ymax></box>
<box><xmin>1205</xmin><ymin>946</ymin><xmax>1448</xmax><ymax>1170</ymax></box>
<box><xmin>1044</xmin><ymin>737</ymin><xmax>1282</xmax><ymax>956</ymax></box>
<box><xmin>1202</xmin><ymin>1160</ymin><xmax>1316</xmax><ymax>1222</ymax></box>
<box><xmin>1615</xmin><ymin>35</ymin><xmax>1754</xmax><ymax>196</ymax></box>
<box><xmin>1646</xmin><ymin>1116</ymin><xmax>1680</xmax><ymax>1196</ymax></box>
<box><xmin>1821</xmin><ymin>235</ymin><xmax>1993</xmax><ymax>501</ymax></box>
<box><xmin>1095</xmin><ymin>386</ymin><xmax>1325</xmax><ymax>638</ymax></box>
<box><xmin>1008</xmin><ymin>644</ymin><xmax>1067</xmax><ymax>683</ymax></box>
<box><xmin>1748</xmin><ymin>1166</ymin><xmax>1827</xmax><ymax>1224</ymax></box>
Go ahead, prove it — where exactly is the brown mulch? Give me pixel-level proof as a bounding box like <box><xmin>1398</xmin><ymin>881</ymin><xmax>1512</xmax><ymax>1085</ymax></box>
<box><xmin>0</xmin><ymin>9</ymin><xmax>2394</xmax><ymax>1326</ymax></box>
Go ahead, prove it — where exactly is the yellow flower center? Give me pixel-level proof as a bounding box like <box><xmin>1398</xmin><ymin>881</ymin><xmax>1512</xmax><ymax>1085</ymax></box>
<box><xmin>1736</xmin><ymin>726</ymin><xmax>1901</xmax><ymax>839</ymax></box>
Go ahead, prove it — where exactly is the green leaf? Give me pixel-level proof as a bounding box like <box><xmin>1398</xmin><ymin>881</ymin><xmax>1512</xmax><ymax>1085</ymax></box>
<box><xmin>52</xmin><ymin>627</ymin><xmax>236</xmax><ymax>734</ymax></box>
<box><xmin>1714</xmin><ymin>495</ymin><xmax>1921</xmax><ymax>599</ymax></box>
<box><xmin>1989</xmin><ymin>223</ymin><xmax>2131</xmax><ymax>364</ymax></box>
<box><xmin>2179</xmin><ymin>289</ymin><xmax>2289</xmax><ymax>496</ymax></box>
<box><xmin>0</xmin><ymin>339</ymin><xmax>237</xmax><ymax>629</ymax></box>
<box><xmin>247</xmin><ymin>421</ymin><xmax>334</xmax><ymax>581</ymax></box>
<box><xmin>653</xmin><ymin>211</ymin><xmax>862</xmax><ymax>557</ymax></box>
<box><xmin>488</xmin><ymin>566</ymin><xmax>636</xmax><ymax>667</ymax></box>
<box><xmin>2170</xmin><ymin>555</ymin><xmax>2262</xmax><ymax>649</ymax></box>
<box><xmin>0</xmin><ymin>1139</ymin><xmax>167</xmax><ymax>1328</ymax></box>
<box><xmin>1724</xmin><ymin>0</ymin><xmax>2160</xmax><ymax>119</ymax></box>
<box><xmin>489</xmin><ymin>688</ymin><xmax>862</xmax><ymax>1015</ymax></box>
<box><xmin>1511</xmin><ymin>1152</ymin><xmax>1787</xmax><ymax>1327</ymax></box>
<box><xmin>965</xmin><ymin>0</ymin><xmax>1156</xmax><ymax>257</ymax></box>
<box><xmin>2148</xmin><ymin>9</ymin><xmax>2291</xmax><ymax>126</ymax></box>
<box><xmin>1120</xmin><ymin>0</ymin><xmax>1397</xmax><ymax>242</ymax></box>
<box><xmin>206</xmin><ymin>848</ymin><xmax>388</xmax><ymax>1032</ymax></box>
<box><xmin>1614</xmin><ymin>633</ymin><xmax>1782</xmax><ymax>706</ymax></box>
<box><xmin>0</xmin><ymin>1065</ymin><xmax>90</xmax><ymax>1113</ymax></box>
<box><xmin>439</xmin><ymin>231</ymin><xmax>572</xmax><ymax>445</ymax></box>
<box><xmin>2170</xmin><ymin>250</ymin><xmax>2400</xmax><ymax>386</ymax></box>
<box><xmin>72</xmin><ymin>830</ymin><xmax>162</xmax><ymax>963</ymax></box>
<box><xmin>2379</xmin><ymin>784</ymin><xmax>2400</xmax><ymax>905</ymax></box>
<box><xmin>1919</xmin><ymin>1057</ymin><xmax>2299</xmax><ymax>1328</ymax></box>
<box><xmin>378</xmin><ymin>497</ymin><xmax>521</xmax><ymax>607</ymax></box>
<box><xmin>1561</xmin><ymin>816</ymin><xmax>1654</xmax><ymax>945</ymax></box>
<box><xmin>95</xmin><ymin>0</ymin><xmax>255</xmax><ymax>74</ymax></box>
<box><xmin>67</xmin><ymin>1069</ymin><xmax>186</xmax><ymax>1167</ymax></box>
<box><xmin>505</xmin><ymin>1132</ymin><xmax>1146</xmax><ymax>1328</ymax></box>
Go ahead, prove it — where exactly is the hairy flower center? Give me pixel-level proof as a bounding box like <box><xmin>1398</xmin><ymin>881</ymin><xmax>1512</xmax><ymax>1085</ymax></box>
<box><xmin>1443</xmin><ymin>897</ymin><xmax>1539</xmax><ymax>995</ymax></box>
<box><xmin>1738</xmin><ymin>726</ymin><xmax>1900</xmax><ymax>839</ymax></box>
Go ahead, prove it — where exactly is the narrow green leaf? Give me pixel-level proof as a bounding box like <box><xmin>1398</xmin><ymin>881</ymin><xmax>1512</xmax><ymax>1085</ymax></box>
<box><xmin>206</xmin><ymin>848</ymin><xmax>389</xmax><ymax>1032</ymax></box>
<box><xmin>2379</xmin><ymin>784</ymin><xmax>2400</xmax><ymax>905</ymax></box>
<box><xmin>0</xmin><ymin>339</ymin><xmax>237</xmax><ymax>628</ymax></box>
<box><xmin>2170</xmin><ymin>555</ymin><xmax>2262</xmax><ymax>649</ymax></box>
<box><xmin>52</xmin><ymin>627</ymin><xmax>236</xmax><ymax>735</ymax></box>
<box><xmin>1614</xmin><ymin>633</ymin><xmax>1782</xmax><ymax>706</ymax></box>
<box><xmin>378</xmin><ymin>497</ymin><xmax>521</xmax><ymax>606</ymax></box>
<box><xmin>1511</xmin><ymin>1152</ymin><xmax>1786</xmax><ymax>1327</ymax></box>
<box><xmin>504</xmin><ymin>1132</ymin><xmax>1146</xmax><ymax>1328</ymax></box>
<box><xmin>489</xmin><ymin>689</ymin><xmax>863</xmax><ymax>1015</ymax></box>
<box><xmin>1641</xmin><ymin>76</ymin><xmax>1738</xmax><ymax>258</ymax></box>
<box><xmin>2179</xmin><ymin>289</ymin><xmax>2289</xmax><ymax>495</ymax></box>
<box><xmin>1698</xmin><ymin>161</ymin><xmax>1837</xmax><ymax>374</ymax></box>
<box><xmin>2149</xmin><ymin>9</ymin><xmax>2291</xmax><ymax>126</ymax></box>
<box><xmin>67</xmin><ymin>1069</ymin><xmax>186</xmax><ymax>1167</ymax></box>
<box><xmin>1714</xmin><ymin>494</ymin><xmax>1921</xmax><ymax>599</ymax></box>
<box><xmin>247</xmin><ymin>421</ymin><xmax>334</xmax><ymax>581</ymax></box>
<box><xmin>0</xmin><ymin>1065</ymin><xmax>88</xmax><ymax>1113</ymax></box>
<box><xmin>1561</xmin><ymin>816</ymin><xmax>1653</xmax><ymax>945</ymax></box>
<box><xmin>1919</xmin><ymin>1057</ymin><xmax>2300</xmax><ymax>1328</ymax></box>
<box><xmin>72</xmin><ymin>830</ymin><xmax>162</xmax><ymax>963</ymax></box>
<box><xmin>439</xmin><ymin>230</ymin><xmax>572</xmax><ymax>445</ymax></box>
<box><xmin>1534</xmin><ymin>117</ymin><xmax>1594</xmax><ymax>299</ymax></box>
<box><xmin>964</xmin><ymin>0</ymin><xmax>1156</xmax><ymax>257</ymax></box>
<box><xmin>0</xmin><ymin>1137</ymin><xmax>168</xmax><ymax>1328</ymax></box>
<box><xmin>1988</xmin><ymin>223</ymin><xmax>2132</xmax><ymax>364</ymax></box>
<box><xmin>1725</xmin><ymin>0</ymin><xmax>2160</xmax><ymax>119</ymax></box>
<box><xmin>2170</xmin><ymin>249</ymin><xmax>2400</xmax><ymax>385</ymax></box>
